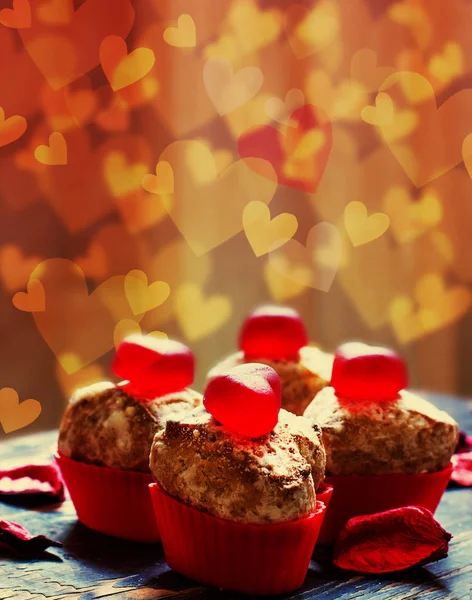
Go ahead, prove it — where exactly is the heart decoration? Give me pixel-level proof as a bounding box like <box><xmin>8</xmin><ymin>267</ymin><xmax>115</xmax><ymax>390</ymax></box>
<box><xmin>243</xmin><ymin>201</ymin><xmax>298</xmax><ymax>257</ymax></box>
<box><xmin>157</xmin><ymin>139</ymin><xmax>277</xmax><ymax>255</ymax></box>
<box><xmin>239</xmin><ymin>305</ymin><xmax>308</xmax><ymax>361</ymax></box>
<box><xmin>0</xmin><ymin>106</ymin><xmax>27</xmax><ymax>148</ymax></box>
<box><xmin>163</xmin><ymin>14</ymin><xmax>196</xmax><ymax>48</ymax></box>
<box><xmin>113</xmin><ymin>334</ymin><xmax>194</xmax><ymax>399</ymax></box>
<box><xmin>124</xmin><ymin>270</ymin><xmax>170</xmax><ymax>315</ymax></box>
<box><xmin>0</xmin><ymin>388</ymin><xmax>41</xmax><ymax>434</ymax></box>
<box><xmin>344</xmin><ymin>201</ymin><xmax>390</xmax><ymax>247</ymax></box>
<box><xmin>204</xmin><ymin>363</ymin><xmax>281</xmax><ymax>438</ymax></box>
<box><xmin>100</xmin><ymin>35</ymin><xmax>155</xmax><ymax>92</ymax></box>
<box><xmin>12</xmin><ymin>259</ymin><xmax>147</xmax><ymax>373</ymax></box>
<box><xmin>238</xmin><ymin>104</ymin><xmax>332</xmax><ymax>193</ymax></box>
<box><xmin>0</xmin><ymin>0</ymin><xmax>31</xmax><ymax>29</ymax></box>
<box><xmin>19</xmin><ymin>0</ymin><xmax>135</xmax><ymax>90</ymax></box>
<box><xmin>331</xmin><ymin>342</ymin><xmax>408</xmax><ymax>401</ymax></box>
<box><xmin>34</xmin><ymin>132</ymin><xmax>67</xmax><ymax>166</ymax></box>
<box><xmin>203</xmin><ymin>57</ymin><xmax>263</xmax><ymax>116</ymax></box>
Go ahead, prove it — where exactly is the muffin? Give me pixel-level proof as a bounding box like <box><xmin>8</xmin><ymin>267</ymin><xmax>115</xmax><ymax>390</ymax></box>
<box><xmin>56</xmin><ymin>335</ymin><xmax>201</xmax><ymax>542</ymax></box>
<box><xmin>208</xmin><ymin>305</ymin><xmax>333</xmax><ymax>416</ymax></box>
<box><xmin>304</xmin><ymin>342</ymin><xmax>458</xmax><ymax>544</ymax></box>
<box><xmin>150</xmin><ymin>405</ymin><xmax>325</xmax><ymax>524</ymax></box>
<box><xmin>58</xmin><ymin>382</ymin><xmax>201</xmax><ymax>472</ymax></box>
<box><xmin>149</xmin><ymin>363</ymin><xmax>328</xmax><ymax>595</ymax></box>
<box><xmin>305</xmin><ymin>388</ymin><xmax>458</xmax><ymax>477</ymax></box>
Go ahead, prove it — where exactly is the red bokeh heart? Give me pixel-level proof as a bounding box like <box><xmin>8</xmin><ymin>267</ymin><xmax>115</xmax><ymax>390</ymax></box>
<box><xmin>19</xmin><ymin>0</ymin><xmax>134</xmax><ymax>90</ymax></box>
<box><xmin>331</xmin><ymin>342</ymin><xmax>408</xmax><ymax>401</ymax></box>
<box><xmin>238</xmin><ymin>104</ymin><xmax>332</xmax><ymax>193</ymax></box>
<box><xmin>112</xmin><ymin>334</ymin><xmax>194</xmax><ymax>398</ymax></box>
<box><xmin>204</xmin><ymin>363</ymin><xmax>281</xmax><ymax>438</ymax></box>
<box><xmin>239</xmin><ymin>305</ymin><xmax>308</xmax><ymax>361</ymax></box>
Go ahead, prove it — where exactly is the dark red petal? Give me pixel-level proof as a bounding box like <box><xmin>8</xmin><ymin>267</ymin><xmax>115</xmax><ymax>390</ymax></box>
<box><xmin>454</xmin><ymin>431</ymin><xmax>472</xmax><ymax>454</ymax></box>
<box><xmin>333</xmin><ymin>506</ymin><xmax>451</xmax><ymax>574</ymax></box>
<box><xmin>0</xmin><ymin>519</ymin><xmax>62</xmax><ymax>556</ymax></box>
<box><xmin>0</xmin><ymin>463</ymin><xmax>65</xmax><ymax>504</ymax></box>
<box><xmin>450</xmin><ymin>452</ymin><xmax>472</xmax><ymax>487</ymax></box>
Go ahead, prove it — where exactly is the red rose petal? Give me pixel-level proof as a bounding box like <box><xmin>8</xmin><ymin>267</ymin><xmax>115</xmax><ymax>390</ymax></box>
<box><xmin>0</xmin><ymin>463</ymin><xmax>65</xmax><ymax>504</ymax></box>
<box><xmin>333</xmin><ymin>506</ymin><xmax>451</xmax><ymax>574</ymax></box>
<box><xmin>455</xmin><ymin>431</ymin><xmax>472</xmax><ymax>454</ymax></box>
<box><xmin>0</xmin><ymin>519</ymin><xmax>62</xmax><ymax>556</ymax></box>
<box><xmin>450</xmin><ymin>452</ymin><xmax>472</xmax><ymax>487</ymax></box>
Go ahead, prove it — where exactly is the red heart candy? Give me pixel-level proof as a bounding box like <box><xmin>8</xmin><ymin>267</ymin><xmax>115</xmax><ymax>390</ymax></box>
<box><xmin>331</xmin><ymin>342</ymin><xmax>408</xmax><ymax>401</ymax></box>
<box><xmin>204</xmin><ymin>363</ymin><xmax>281</xmax><ymax>438</ymax></box>
<box><xmin>112</xmin><ymin>335</ymin><xmax>194</xmax><ymax>398</ymax></box>
<box><xmin>239</xmin><ymin>305</ymin><xmax>308</xmax><ymax>361</ymax></box>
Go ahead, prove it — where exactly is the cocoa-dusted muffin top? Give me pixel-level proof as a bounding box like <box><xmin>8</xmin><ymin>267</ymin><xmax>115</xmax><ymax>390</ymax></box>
<box><xmin>150</xmin><ymin>405</ymin><xmax>326</xmax><ymax>524</ymax></box>
<box><xmin>58</xmin><ymin>382</ymin><xmax>202</xmax><ymax>472</ymax></box>
<box><xmin>304</xmin><ymin>387</ymin><xmax>459</xmax><ymax>476</ymax></box>
<box><xmin>208</xmin><ymin>347</ymin><xmax>333</xmax><ymax>417</ymax></box>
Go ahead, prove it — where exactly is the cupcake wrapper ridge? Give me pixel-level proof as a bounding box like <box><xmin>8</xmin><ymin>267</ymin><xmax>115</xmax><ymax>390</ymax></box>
<box><xmin>55</xmin><ymin>452</ymin><xmax>160</xmax><ymax>543</ymax></box>
<box><xmin>318</xmin><ymin>463</ymin><xmax>452</xmax><ymax>545</ymax></box>
<box><xmin>150</xmin><ymin>482</ymin><xmax>327</xmax><ymax>595</ymax></box>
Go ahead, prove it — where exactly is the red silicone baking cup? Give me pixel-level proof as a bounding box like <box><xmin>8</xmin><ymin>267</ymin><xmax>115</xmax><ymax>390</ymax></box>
<box><xmin>316</xmin><ymin>483</ymin><xmax>333</xmax><ymax>510</ymax></box>
<box><xmin>318</xmin><ymin>462</ymin><xmax>452</xmax><ymax>546</ymax></box>
<box><xmin>55</xmin><ymin>452</ymin><xmax>160</xmax><ymax>543</ymax></box>
<box><xmin>149</xmin><ymin>482</ymin><xmax>326</xmax><ymax>595</ymax></box>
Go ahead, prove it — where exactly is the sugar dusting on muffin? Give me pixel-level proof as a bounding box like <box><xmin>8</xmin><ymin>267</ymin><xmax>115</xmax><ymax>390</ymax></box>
<box><xmin>208</xmin><ymin>347</ymin><xmax>333</xmax><ymax>416</ymax></box>
<box><xmin>58</xmin><ymin>382</ymin><xmax>202</xmax><ymax>472</ymax></box>
<box><xmin>150</xmin><ymin>406</ymin><xmax>326</xmax><ymax>524</ymax></box>
<box><xmin>304</xmin><ymin>387</ymin><xmax>459</xmax><ymax>476</ymax></box>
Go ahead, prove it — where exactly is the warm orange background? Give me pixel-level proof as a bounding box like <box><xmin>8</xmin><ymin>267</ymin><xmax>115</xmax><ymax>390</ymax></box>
<box><xmin>1</xmin><ymin>0</ymin><xmax>472</xmax><ymax>437</ymax></box>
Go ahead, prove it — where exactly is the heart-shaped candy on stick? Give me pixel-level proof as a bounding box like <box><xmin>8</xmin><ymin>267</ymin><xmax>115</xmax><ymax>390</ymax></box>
<box><xmin>112</xmin><ymin>335</ymin><xmax>194</xmax><ymax>399</ymax></box>
<box><xmin>239</xmin><ymin>305</ymin><xmax>308</xmax><ymax>361</ymax></box>
<box><xmin>331</xmin><ymin>342</ymin><xmax>407</xmax><ymax>401</ymax></box>
<box><xmin>204</xmin><ymin>363</ymin><xmax>281</xmax><ymax>438</ymax></box>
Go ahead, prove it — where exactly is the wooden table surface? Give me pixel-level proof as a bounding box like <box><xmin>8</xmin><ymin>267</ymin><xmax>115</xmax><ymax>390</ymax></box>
<box><xmin>1</xmin><ymin>394</ymin><xmax>471</xmax><ymax>600</ymax></box>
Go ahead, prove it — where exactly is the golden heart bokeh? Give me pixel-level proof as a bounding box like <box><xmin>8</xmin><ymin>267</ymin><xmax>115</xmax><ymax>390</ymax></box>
<box><xmin>243</xmin><ymin>201</ymin><xmax>298</xmax><ymax>257</ymax></box>
<box><xmin>205</xmin><ymin>1</ymin><xmax>282</xmax><ymax>63</ymax></box>
<box><xmin>0</xmin><ymin>388</ymin><xmax>41</xmax><ymax>434</ymax></box>
<box><xmin>203</xmin><ymin>57</ymin><xmax>264</xmax><ymax>116</ymax></box>
<box><xmin>34</xmin><ymin>131</ymin><xmax>67</xmax><ymax>165</ymax></box>
<box><xmin>174</xmin><ymin>283</ymin><xmax>232</xmax><ymax>341</ymax></box>
<box><xmin>163</xmin><ymin>14</ymin><xmax>196</xmax><ymax>48</ymax></box>
<box><xmin>0</xmin><ymin>0</ymin><xmax>31</xmax><ymax>29</ymax></box>
<box><xmin>0</xmin><ymin>0</ymin><xmax>471</xmax><ymax>428</ymax></box>
<box><xmin>383</xmin><ymin>186</ymin><xmax>443</xmax><ymax>244</ymax></box>
<box><xmin>344</xmin><ymin>201</ymin><xmax>390</xmax><ymax>247</ymax></box>
<box><xmin>100</xmin><ymin>35</ymin><xmax>155</xmax><ymax>92</ymax></box>
<box><xmin>0</xmin><ymin>245</ymin><xmax>41</xmax><ymax>292</ymax></box>
<box><xmin>0</xmin><ymin>106</ymin><xmax>27</xmax><ymax>147</ymax></box>
<box><xmin>268</xmin><ymin>222</ymin><xmax>342</xmax><ymax>293</ymax></box>
<box><xmin>390</xmin><ymin>273</ymin><xmax>472</xmax><ymax>343</ymax></box>
<box><xmin>124</xmin><ymin>270</ymin><xmax>170</xmax><ymax>316</ymax></box>
<box><xmin>370</xmin><ymin>71</ymin><xmax>472</xmax><ymax>187</ymax></box>
<box><xmin>19</xmin><ymin>0</ymin><xmax>135</xmax><ymax>90</ymax></box>
<box><xmin>13</xmin><ymin>259</ymin><xmax>152</xmax><ymax>373</ymax></box>
<box><xmin>285</xmin><ymin>0</ymin><xmax>340</xmax><ymax>60</ymax></box>
<box><xmin>157</xmin><ymin>139</ymin><xmax>277</xmax><ymax>255</ymax></box>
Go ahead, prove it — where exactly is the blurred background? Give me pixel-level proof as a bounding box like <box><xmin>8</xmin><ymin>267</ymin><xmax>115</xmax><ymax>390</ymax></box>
<box><xmin>1</xmin><ymin>0</ymin><xmax>472</xmax><ymax>437</ymax></box>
